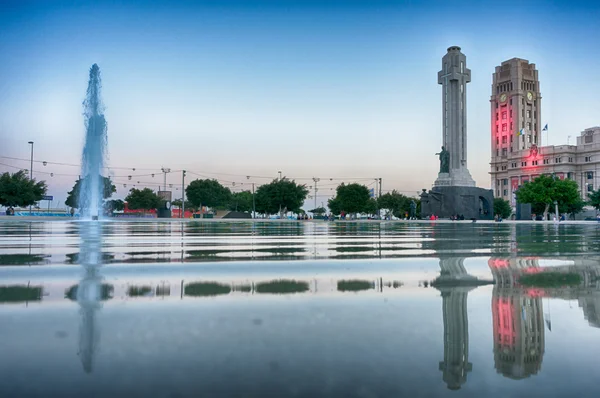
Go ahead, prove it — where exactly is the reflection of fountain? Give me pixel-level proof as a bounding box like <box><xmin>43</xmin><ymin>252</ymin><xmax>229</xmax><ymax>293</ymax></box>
<box><xmin>437</xmin><ymin>286</ymin><xmax>473</xmax><ymax>390</ymax></box>
<box><xmin>76</xmin><ymin>221</ymin><xmax>104</xmax><ymax>373</ymax></box>
<box><xmin>79</xmin><ymin>64</ymin><xmax>108</xmax><ymax>219</ymax></box>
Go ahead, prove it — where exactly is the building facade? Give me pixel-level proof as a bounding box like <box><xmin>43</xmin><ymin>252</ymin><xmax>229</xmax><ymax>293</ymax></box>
<box><xmin>489</xmin><ymin>57</ymin><xmax>600</xmax><ymax>204</ymax></box>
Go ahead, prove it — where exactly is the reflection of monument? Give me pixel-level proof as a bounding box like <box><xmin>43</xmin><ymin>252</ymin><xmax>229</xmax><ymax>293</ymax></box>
<box><xmin>421</xmin><ymin>46</ymin><xmax>493</xmax><ymax>219</ymax></box>
<box><xmin>434</xmin><ymin>257</ymin><xmax>493</xmax><ymax>286</ymax></box>
<box><xmin>437</xmin><ymin>287</ymin><xmax>473</xmax><ymax>390</ymax></box>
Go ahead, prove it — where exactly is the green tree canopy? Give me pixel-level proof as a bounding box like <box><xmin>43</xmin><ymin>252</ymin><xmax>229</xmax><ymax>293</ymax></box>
<box><xmin>588</xmin><ymin>189</ymin><xmax>600</xmax><ymax>212</ymax></box>
<box><xmin>493</xmin><ymin>198</ymin><xmax>512</xmax><ymax>219</ymax></box>
<box><xmin>65</xmin><ymin>176</ymin><xmax>116</xmax><ymax>208</ymax></box>
<box><xmin>228</xmin><ymin>191</ymin><xmax>253</xmax><ymax>212</ymax></box>
<box><xmin>254</xmin><ymin>179</ymin><xmax>308</xmax><ymax>215</ymax></box>
<box><xmin>328</xmin><ymin>183</ymin><xmax>371</xmax><ymax>215</ymax></box>
<box><xmin>308</xmin><ymin>207</ymin><xmax>326</xmax><ymax>215</ymax></box>
<box><xmin>327</xmin><ymin>197</ymin><xmax>341</xmax><ymax>216</ymax></box>
<box><xmin>185</xmin><ymin>179</ymin><xmax>232</xmax><ymax>210</ymax></box>
<box><xmin>0</xmin><ymin>170</ymin><xmax>47</xmax><ymax>208</ymax></box>
<box><xmin>516</xmin><ymin>175</ymin><xmax>583</xmax><ymax>218</ymax></box>
<box><xmin>377</xmin><ymin>190</ymin><xmax>417</xmax><ymax>218</ymax></box>
<box><xmin>125</xmin><ymin>188</ymin><xmax>161</xmax><ymax>213</ymax></box>
<box><xmin>104</xmin><ymin>199</ymin><xmax>125</xmax><ymax>212</ymax></box>
<box><xmin>172</xmin><ymin>199</ymin><xmax>196</xmax><ymax>211</ymax></box>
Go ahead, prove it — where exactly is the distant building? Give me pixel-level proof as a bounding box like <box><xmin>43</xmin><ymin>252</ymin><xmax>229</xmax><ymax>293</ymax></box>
<box><xmin>489</xmin><ymin>57</ymin><xmax>600</xmax><ymax>204</ymax></box>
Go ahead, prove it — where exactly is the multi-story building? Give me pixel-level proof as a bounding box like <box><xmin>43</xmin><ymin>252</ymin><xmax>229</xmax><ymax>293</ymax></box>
<box><xmin>489</xmin><ymin>57</ymin><xmax>600</xmax><ymax>204</ymax></box>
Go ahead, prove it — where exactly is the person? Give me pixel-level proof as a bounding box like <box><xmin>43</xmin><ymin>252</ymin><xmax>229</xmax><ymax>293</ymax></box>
<box><xmin>70</xmin><ymin>207</ymin><xmax>75</xmax><ymax>217</ymax></box>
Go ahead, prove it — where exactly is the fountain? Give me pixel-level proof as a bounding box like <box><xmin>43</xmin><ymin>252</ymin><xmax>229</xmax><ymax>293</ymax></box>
<box><xmin>79</xmin><ymin>64</ymin><xmax>108</xmax><ymax>220</ymax></box>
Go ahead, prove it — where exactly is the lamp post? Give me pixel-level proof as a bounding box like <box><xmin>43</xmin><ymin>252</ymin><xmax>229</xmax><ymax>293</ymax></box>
<box><xmin>181</xmin><ymin>170</ymin><xmax>186</xmax><ymax>219</ymax></box>
<box><xmin>278</xmin><ymin>171</ymin><xmax>282</xmax><ymax>181</ymax></box>
<box><xmin>28</xmin><ymin>141</ymin><xmax>34</xmax><ymax>215</ymax></box>
<box><xmin>554</xmin><ymin>200</ymin><xmax>559</xmax><ymax>221</ymax></box>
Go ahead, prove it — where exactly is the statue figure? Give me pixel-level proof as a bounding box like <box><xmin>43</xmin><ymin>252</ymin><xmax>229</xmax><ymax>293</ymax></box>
<box><xmin>436</xmin><ymin>146</ymin><xmax>450</xmax><ymax>174</ymax></box>
<box><xmin>409</xmin><ymin>200</ymin><xmax>417</xmax><ymax>219</ymax></box>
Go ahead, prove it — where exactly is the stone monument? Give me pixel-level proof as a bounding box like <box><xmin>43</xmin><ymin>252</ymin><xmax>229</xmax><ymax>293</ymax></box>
<box><xmin>421</xmin><ymin>46</ymin><xmax>493</xmax><ymax>219</ymax></box>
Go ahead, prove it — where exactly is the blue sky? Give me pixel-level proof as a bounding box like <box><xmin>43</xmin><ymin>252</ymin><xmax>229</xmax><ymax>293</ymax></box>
<box><xmin>1</xmin><ymin>0</ymin><xmax>599</xmax><ymax>207</ymax></box>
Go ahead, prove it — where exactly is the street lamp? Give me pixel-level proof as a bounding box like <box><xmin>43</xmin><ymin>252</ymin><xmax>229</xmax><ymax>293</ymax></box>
<box><xmin>278</xmin><ymin>170</ymin><xmax>282</xmax><ymax>181</ymax></box>
<box><xmin>28</xmin><ymin>141</ymin><xmax>34</xmax><ymax>215</ymax></box>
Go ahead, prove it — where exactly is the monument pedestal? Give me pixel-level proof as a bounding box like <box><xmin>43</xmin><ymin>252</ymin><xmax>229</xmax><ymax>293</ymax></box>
<box><xmin>420</xmin><ymin>185</ymin><xmax>493</xmax><ymax>220</ymax></box>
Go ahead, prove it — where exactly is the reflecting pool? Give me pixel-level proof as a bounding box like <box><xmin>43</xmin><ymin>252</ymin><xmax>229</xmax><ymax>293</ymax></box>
<box><xmin>1</xmin><ymin>220</ymin><xmax>600</xmax><ymax>397</ymax></box>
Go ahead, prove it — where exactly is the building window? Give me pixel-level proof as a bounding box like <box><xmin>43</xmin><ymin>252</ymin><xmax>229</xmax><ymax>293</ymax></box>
<box><xmin>503</xmin><ymin>189</ymin><xmax>508</xmax><ymax>196</ymax></box>
<box><xmin>496</xmin><ymin>126</ymin><xmax>499</xmax><ymax>133</ymax></box>
<box><xmin>526</xmin><ymin>122</ymin><xmax>531</xmax><ymax>131</ymax></box>
<box><xmin>511</xmin><ymin>162</ymin><xmax>517</xmax><ymax>168</ymax></box>
<box><xmin>510</xmin><ymin>122</ymin><xmax>513</xmax><ymax>131</ymax></box>
<box><xmin>510</xmin><ymin>135</ymin><xmax>513</xmax><ymax>143</ymax></box>
<box><xmin>503</xmin><ymin>179</ymin><xmax>508</xmax><ymax>186</ymax></box>
<box><xmin>585</xmin><ymin>135</ymin><xmax>593</xmax><ymax>143</ymax></box>
<box><xmin>461</xmin><ymin>61</ymin><xmax>464</xmax><ymax>73</ymax></box>
<box><xmin>568</xmin><ymin>157</ymin><xmax>573</xmax><ymax>162</ymax></box>
<box><xmin>496</xmin><ymin>190</ymin><xmax>500</xmax><ymax>196</ymax></box>
<box><xmin>534</xmin><ymin>135</ymin><xmax>537</xmax><ymax>144</ymax></box>
<box><xmin>588</xmin><ymin>172</ymin><xmax>594</xmax><ymax>180</ymax></box>
<box><xmin>526</xmin><ymin>110</ymin><xmax>531</xmax><ymax>118</ymax></box>
<box><xmin>532</xmin><ymin>160</ymin><xmax>538</xmax><ymax>165</ymax></box>
<box><xmin>502</xmin><ymin>111</ymin><xmax>507</xmax><ymax>120</ymax></box>
<box><xmin>496</xmin><ymin>113</ymin><xmax>499</xmax><ymax>121</ymax></box>
<box><xmin>567</xmin><ymin>172</ymin><xmax>573</xmax><ymax>180</ymax></box>
<box><xmin>522</xmin><ymin>161</ymin><xmax>527</xmax><ymax>167</ymax></box>
<box><xmin>555</xmin><ymin>157</ymin><xmax>561</xmax><ymax>163</ymax></box>
<box><xmin>502</xmin><ymin>124</ymin><xmax>507</xmax><ymax>132</ymax></box>
<box><xmin>496</xmin><ymin>149</ymin><xmax>499</xmax><ymax>156</ymax></box>
<box><xmin>497</xmin><ymin>180</ymin><xmax>501</xmax><ymax>186</ymax></box>
<box><xmin>528</xmin><ymin>135</ymin><xmax>531</xmax><ymax>143</ymax></box>
<box><xmin>496</xmin><ymin>167</ymin><xmax>499</xmax><ymax>172</ymax></box>
<box><xmin>543</xmin><ymin>159</ymin><xmax>549</xmax><ymax>164</ymax></box>
<box><xmin>502</xmin><ymin>136</ymin><xmax>507</xmax><ymax>144</ymax></box>
<box><xmin>585</xmin><ymin>156</ymin><xmax>592</xmax><ymax>162</ymax></box>
<box><xmin>496</xmin><ymin>138</ymin><xmax>499</xmax><ymax>145</ymax></box>
<box><xmin>588</xmin><ymin>184</ymin><xmax>594</xmax><ymax>192</ymax></box>
<box><xmin>502</xmin><ymin>148</ymin><xmax>507</xmax><ymax>156</ymax></box>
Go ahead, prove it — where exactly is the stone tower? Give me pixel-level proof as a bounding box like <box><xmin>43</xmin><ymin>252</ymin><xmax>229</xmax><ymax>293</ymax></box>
<box><xmin>435</xmin><ymin>46</ymin><xmax>475</xmax><ymax>187</ymax></box>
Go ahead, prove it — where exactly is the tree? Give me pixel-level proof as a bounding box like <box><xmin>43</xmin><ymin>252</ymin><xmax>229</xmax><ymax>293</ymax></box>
<box><xmin>328</xmin><ymin>183</ymin><xmax>371</xmax><ymax>215</ymax></box>
<box><xmin>0</xmin><ymin>170</ymin><xmax>47</xmax><ymax>208</ymax></box>
<box><xmin>125</xmin><ymin>188</ymin><xmax>161</xmax><ymax>214</ymax></box>
<box><xmin>588</xmin><ymin>189</ymin><xmax>600</xmax><ymax>212</ymax></box>
<box><xmin>228</xmin><ymin>191</ymin><xmax>253</xmax><ymax>212</ymax></box>
<box><xmin>308</xmin><ymin>207</ymin><xmax>326</xmax><ymax>216</ymax></box>
<box><xmin>516</xmin><ymin>175</ymin><xmax>583</xmax><ymax>219</ymax></box>
<box><xmin>493</xmin><ymin>198</ymin><xmax>512</xmax><ymax>219</ymax></box>
<box><xmin>65</xmin><ymin>176</ymin><xmax>116</xmax><ymax>208</ymax></box>
<box><xmin>186</xmin><ymin>179</ymin><xmax>232</xmax><ymax>210</ymax></box>
<box><xmin>377</xmin><ymin>190</ymin><xmax>413</xmax><ymax>218</ymax></box>
<box><xmin>104</xmin><ymin>199</ymin><xmax>124</xmax><ymax>213</ymax></box>
<box><xmin>254</xmin><ymin>179</ymin><xmax>308</xmax><ymax>216</ymax></box>
<box><xmin>172</xmin><ymin>199</ymin><xmax>196</xmax><ymax>211</ymax></box>
<box><xmin>364</xmin><ymin>198</ymin><xmax>378</xmax><ymax>216</ymax></box>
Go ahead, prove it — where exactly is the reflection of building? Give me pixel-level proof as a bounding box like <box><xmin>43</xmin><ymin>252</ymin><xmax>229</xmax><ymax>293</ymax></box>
<box><xmin>492</xmin><ymin>286</ymin><xmax>545</xmax><ymax>379</ymax></box>
<box><xmin>438</xmin><ymin>287</ymin><xmax>473</xmax><ymax>390</ymax></box>
<box><xmin>578</xmin><ymin>294</ymin><xmax>600</xmax><ymax>329</ymax></box>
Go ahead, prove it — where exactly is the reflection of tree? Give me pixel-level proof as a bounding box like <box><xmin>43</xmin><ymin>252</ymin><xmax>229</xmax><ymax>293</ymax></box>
<box><xmin>437</xmin><ymin>287</ymin><xmax>473</xmax><ymax>390</ymax></box>
<box><xmin>0</xmin><ymin>254</ymin><xmax>49</xmax><ymax>266</ymax></box>
<box><xmin>255</xmin><ymin>280</ymin><xmax>309</xmax><ymax>294</ymax></box>
<box><xmin>184</xmin><ymin>282</ymin><xmax>231</xmax><ymax>297</ymax></box>
<box><xmin>0</xmin><ymin>285</ymin><xmax>43</xmax><ymax>303</ymax></box>
<box><xmin>65</xmin><ymin>252</ymin><xmax>114</xmax><ymax>264</ymax></box>
<box><xmin>337</xmin><ymin>280</ymin><xmax>374</xmax><ymax>292</ymax></box>
<box><xmin>127</xmin><ymin>286</ymin><xmax>152</xmax><ymax>297</ymax></box>
<box><xmin>65</xmin><ymin>284</ymin><xmax>114</xmax><ymax>301</ymax></box>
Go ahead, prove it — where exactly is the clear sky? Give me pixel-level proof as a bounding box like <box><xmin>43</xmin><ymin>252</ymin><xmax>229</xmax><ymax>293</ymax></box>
<box><xmin>1</xmin><ymin>0</ymin><xmax>599</xmax><ymax>208</ymax></box>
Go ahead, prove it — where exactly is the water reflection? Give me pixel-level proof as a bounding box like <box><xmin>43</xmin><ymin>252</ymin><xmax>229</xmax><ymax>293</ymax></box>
<box><xmin>75</xmin><ymin>221</ymin><xmax>105</xmax><ymax>373</ymax></box>
<box><xmin>437</xmin><ymin>286</ymin><xmax>473</xmax><ymax>390</ymax></box>
<box><xmin>0</xmin><ymin>284</ymin><xmax>43</xmax><ymax>303</ymax></box>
